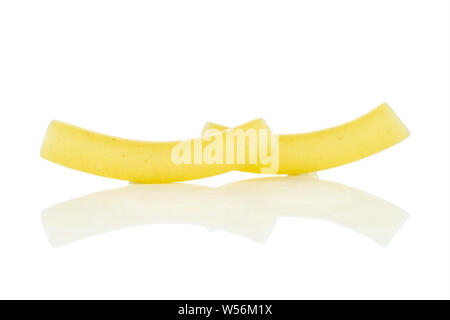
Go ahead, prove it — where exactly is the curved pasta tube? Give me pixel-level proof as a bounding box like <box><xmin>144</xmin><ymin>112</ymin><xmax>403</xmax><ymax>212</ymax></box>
<box><xmin>203</xmin><ymin>103</ymin><xmax>410</xmax><ymax>174</ymax></box>
<box><xmin>40</xmin><ymin>118</ymin><xmax>270</xmax><ymax>183</ymax></box>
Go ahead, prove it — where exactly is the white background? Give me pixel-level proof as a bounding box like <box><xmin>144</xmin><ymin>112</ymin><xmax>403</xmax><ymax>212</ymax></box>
<box><xmin>0</xmin><ymin>1</ymin><xmax>449</xmax><ymax>300</ymax></box>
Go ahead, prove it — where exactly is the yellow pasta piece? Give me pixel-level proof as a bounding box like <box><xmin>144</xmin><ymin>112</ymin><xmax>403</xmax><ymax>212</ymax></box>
<box><xmin>40</xmin><ymin>119</ymin><xmax>271</xmax><ymax>183</ymax></box>
<box><xmin>41</xmin><ymin>103</ymin><xmax>409</xmax><ymax>183</ymax></box>
<box><xmin>203</xmin><ymin>103</ymin><xmax>410</xmax><ymax>174</ymax></box>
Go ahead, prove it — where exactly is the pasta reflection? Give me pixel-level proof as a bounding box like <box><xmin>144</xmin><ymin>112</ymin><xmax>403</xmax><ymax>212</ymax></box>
<box><xmin>42</xmin><ymin>175</ymin><xmax>408</xmax><ymax>247</ymax></box>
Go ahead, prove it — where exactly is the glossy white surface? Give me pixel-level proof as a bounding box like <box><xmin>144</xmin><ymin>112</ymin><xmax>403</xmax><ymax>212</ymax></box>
<box><xmin>0</xmin><ymin>0</ymin><xmax>448</xmax><ymax>299</ymax></box>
